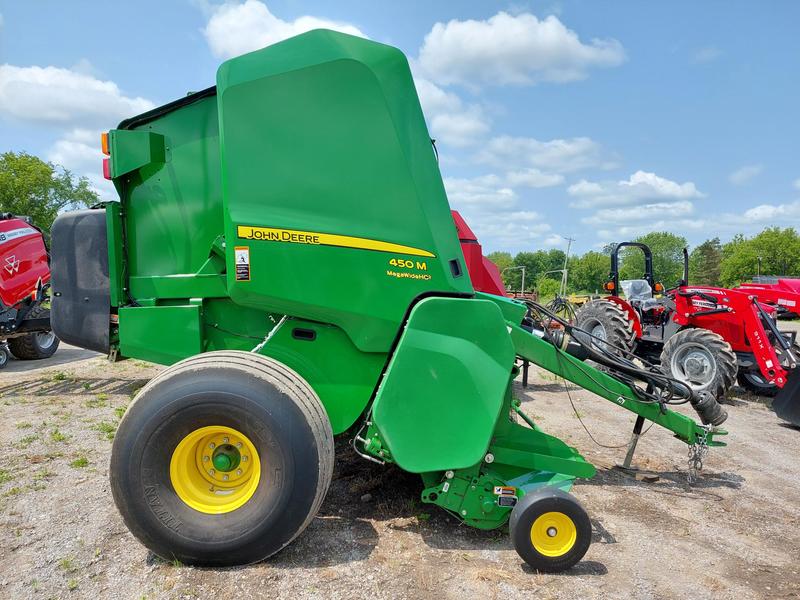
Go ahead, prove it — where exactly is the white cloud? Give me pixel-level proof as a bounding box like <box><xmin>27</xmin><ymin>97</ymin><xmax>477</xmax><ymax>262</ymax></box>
<box><xmin>461</xmin><ymin>209</ymin><xmax>551</xmax><ymax>249</ymax></box>
<box><xmin>583</xmin><ymin>200</ymin><xmax>694</xmax><ymax>225</ymax></box>
<box><xmin>47</xmin><ymin>129</ymin><xmax>116</xmax><ymax>199</ymax></box>
<box><xmin>0</xmin><ymin>64</ymin><xmax>154</xmax><ymax>128</ymax></box>
<box><xmin>792</xmin><ymin>178</ymin><xmax>800</xmax><ymax>191</ymax></box>
<box><xmin>542</xmin><ymin>234</ymin><xmax>566</xmax><ymax>247</ymax></box>
<box><xmin>477</xmin><ymin>135</ymin><xmax>617</xmax><ymax>174</ymax></box>
<box><xmin>740</xmin><ymin>201</ymin><xmax>800</xmax><ymax>223</ymax></box>
<box><xmin>444</xmin><ymin>175</ymin><xmax>517</xmax><ymax>209</ymax></box>
<box><xmin>729</xmin><ymin>164</ymin><xmax>763</xmax><ymax>186</ymax></box>
<box><xmin>596</xmin><ymin>218</ymin><xmax>706</xmax><ymax>241</ymax></box>
<box><xmin>418</xmin><ymin>11</ymin><xmax>625</xmax><ymax>88</ymax></box>
<box><xmin>568</xmin><ymin>170</ymin><xmax>704</xmax><ymax>208</ymax></box>
<box><xmin>203</xmin><ymin>0</ymin><xmax>366</xmax><ymax>59</ymax></box>
<box><xmin>691</xmin><ymin>46</ymin><xmax>722</xmax><ymax>64</ymax></box>
<box><xmin>414</xmin><ymin>78</ymin><xmax>489</xmax><ymax>147</ymax></box>
<box><xmin>506</xmin><ymin>168</ymin><xmax>564</xmax><ymax>188</ymax></box>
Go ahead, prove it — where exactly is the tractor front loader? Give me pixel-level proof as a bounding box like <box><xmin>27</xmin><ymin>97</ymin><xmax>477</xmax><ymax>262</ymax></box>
<box><xmin>576</xmin><ymin>242</ymin><xmax>800</xmax><ymax>426</ymax></box>
<box><xmin>51</xmin><ymin>30</ymin><xmax>728</xmax><ymax>572</ymax></box>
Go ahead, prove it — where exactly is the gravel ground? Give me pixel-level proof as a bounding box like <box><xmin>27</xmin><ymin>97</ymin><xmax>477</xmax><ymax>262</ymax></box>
<box><xmin>1</xmin><ymin>343</ymin><xmax>800</xmax><ymax>600</ymax></box>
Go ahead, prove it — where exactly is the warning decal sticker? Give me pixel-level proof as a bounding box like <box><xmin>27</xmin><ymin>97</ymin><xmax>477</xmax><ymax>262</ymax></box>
<box><xmin>234</xmin><ymin>246</ymin><xmax>250</xmax><ymax>281</ymax></box>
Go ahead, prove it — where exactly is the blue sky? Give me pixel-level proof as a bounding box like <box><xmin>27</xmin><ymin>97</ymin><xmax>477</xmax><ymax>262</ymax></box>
<box><xmin>1</xmin><ymin>1</ymin><xmax>799</xmax><ymax>254</ymax></box>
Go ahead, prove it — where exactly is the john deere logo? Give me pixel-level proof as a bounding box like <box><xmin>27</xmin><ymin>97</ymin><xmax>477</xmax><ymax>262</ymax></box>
<box><xmin>4</xmin><ymin>255</ymin><xmax>20</xmax><ymax>275</ymax></box>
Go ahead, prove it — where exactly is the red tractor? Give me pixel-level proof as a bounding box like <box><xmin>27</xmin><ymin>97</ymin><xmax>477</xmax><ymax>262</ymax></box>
<box><xmin>575</xmin><ymin>242</ymin><xmax>800</xmax><ymax>426</ymax></box>
<box><xmin>0</xmin><ymin>214</ymin><xmax>60</xmax><ymax>368</ymax></box>
<box><xmin>733</xmin><ymin>278</ymin><xmax>800</xmax><ymax>320</ymax></box>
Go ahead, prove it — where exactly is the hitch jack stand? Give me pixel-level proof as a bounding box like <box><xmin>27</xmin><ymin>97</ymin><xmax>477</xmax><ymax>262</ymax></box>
<box><xmin>620</xmin><ymin>415</ymin><xmax>646</xmax><ymax>470</ymax></box>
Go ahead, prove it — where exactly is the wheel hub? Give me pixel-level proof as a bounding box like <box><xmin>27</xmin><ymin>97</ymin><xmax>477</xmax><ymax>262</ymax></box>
<box><xmin>530</xmin><ymin>511</ymin><xmax>577</xmax><ymax>557</ymax></box>
<box><xmin>170</xmin><ymin>425</ymin><xmax>261</xmax><ymax>514</ymax></box>
<box><xmin>669</xmin><ymin>342</ymin><xmax>717</xmax><ymax>388</ymax></box>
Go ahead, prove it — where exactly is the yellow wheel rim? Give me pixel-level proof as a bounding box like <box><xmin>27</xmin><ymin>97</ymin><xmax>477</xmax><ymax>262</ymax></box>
<box><xmin>169</xmin><ymin>425</ymin><xmax>261</xmax><ymax>514</ymax></box>
<box><xmin>530</xmin><ymin>511</ymin><xmax>577</xmax><ymax>557</ymax></box>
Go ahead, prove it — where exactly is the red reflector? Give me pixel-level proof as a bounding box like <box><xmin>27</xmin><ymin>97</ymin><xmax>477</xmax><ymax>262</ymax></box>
<box><xmin>102</xmin><ymin>157</ymin><xmax>111</xmax><ymax>180</ymax></box>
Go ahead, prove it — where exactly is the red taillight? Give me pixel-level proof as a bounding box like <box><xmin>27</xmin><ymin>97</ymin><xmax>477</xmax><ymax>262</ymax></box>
<box><xmin>103</xmin><ymin>157</ymin><xmax>111</xmax><ymax>180</ymax></box>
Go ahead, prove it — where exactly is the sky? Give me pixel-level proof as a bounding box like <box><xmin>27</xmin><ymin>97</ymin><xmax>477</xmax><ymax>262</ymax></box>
<box><xmin>1</xmin><ymin>1</ymin><xmax>799</xmax><ymax>254</ymax></box>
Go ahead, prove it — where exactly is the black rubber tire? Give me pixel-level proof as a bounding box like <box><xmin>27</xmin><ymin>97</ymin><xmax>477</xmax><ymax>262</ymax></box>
<box><xmin>736</xmin><ymin>370</ymin><xmax>779</xmax><ymax>397</ymax></box>
<box><xmin>0</xmin><ymin>346</ymin><xmax>8</xmax><ymax>369</ymax></box>
<box><xmin>661</xmin><ymin>328</ymin><xmax>737</xmax><ymax>400</ymax></box>
<box><xmin>509</xmin><ymin>487</ymin><xmax>592</xmax><ymax>573</ymax></box>
<box><xmin>8</xmin><ymin>306</ymin><xmax>60</xmax><ymax>360</ymax></box>
<box><xmin>110</xmin><ymin>350</ymin><xmax>335</xmax><ymax>567</ymax></box>
<box><xmin>574</xmin><ymin>299</ymin><xmax>635</xmax><ymax>356</ymax></box>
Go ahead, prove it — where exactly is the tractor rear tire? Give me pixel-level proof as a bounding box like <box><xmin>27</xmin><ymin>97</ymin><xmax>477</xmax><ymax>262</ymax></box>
<box><xmin>8</xmin><ymin>306</ymin><xmax>60</xmax><ymax>360</ymax></box>
<box><xmin>661</xmin><ymin>329</ymin><xmax>737</xmax><ymax>400</ymax></box>
<box><xmin>110</xmin><ymin>350</ymin><xmax>334</xmax><ymax>567</ymax></box>
<box><xmin>736</xmin><ymin>370</ymin><xmax>779</xmax><ymax>397</ymax></box>
<box><xmin>574</xmin><ymin>300</ymin><xmax>635</xmax><ymax>356</ymax></box>
<box><xmin>510</xmin><ymin>487</ymin><xmax>592</xmax><ymax>573</ymax></box>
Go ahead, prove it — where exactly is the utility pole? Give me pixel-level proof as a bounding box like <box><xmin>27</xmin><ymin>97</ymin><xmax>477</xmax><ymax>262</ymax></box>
<box><xmin>561</xmin><ymin>236</ymin><xmax>575</xmax><ymax>297</ymax></box>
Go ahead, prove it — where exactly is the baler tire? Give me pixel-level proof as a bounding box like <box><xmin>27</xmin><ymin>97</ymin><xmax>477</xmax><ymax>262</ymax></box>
<box><xmin>509</xmin><ymin>487</ymin><xmax>592</xmax><ymax>573</ymax></box>
<box><xmin>574</xmin><ymin>300</ymin><xmax>635</xmax><ymax>356</ymax></box>
<box><xmin>661</xmin><ymin>328</ymin><xmax>737</xmax><ymax>401</ymax></box>
<box><xmin>110</xmin><ymin>350</ymin><xmax>334</xmax><ymax>567</ymax></box>
<box><xmin>736</xmin><ymin>370</ymin><xmax>779</xmax><ymax>397</ymax></box>
<box><xmin>0</xmin><ymin>345</ymin><xmax>9</xmax><ymax>369</ymax></box>
<box><xmin>8</xmin><ymin>307</ymin><xmax>59</xmax><ymax>360</ymax></box>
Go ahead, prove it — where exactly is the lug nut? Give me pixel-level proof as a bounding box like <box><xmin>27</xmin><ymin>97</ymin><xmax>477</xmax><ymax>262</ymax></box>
<box><xmin>236</xmin><ymin>442</ymin><xmax>242</xmax><ymax>448</ymax></box>
<box><xmin>223</xmin><ymin>437</ymin><xmax>229</xmax><ymax>443</ymax></box>
<box><xmin>209</xmin><ymin>469</ymin><xmax>215</xmax><ymax>475</ymax></box>
<box><xmin>236</xmin><ymin>469</ymin><xmax>242</xmax><ymax>475</ymax></box>
<box><xmin>203</xmin><ymin>455</ymin><xmax>209</xmax><ymax>462</ymax></box>
<box><xmin>209</xmin><ymin>442</ymin><xmax>215</xmax><ymax>449</ymax></box>
<box><xmin>242</xmin><ymin>456</ymin><xmax>248</xmax><ymax>462</ymax></box>
<box><xmin>223</xmin><ymin>474</ymin><xmax>229</xmax><ymax>481</ymax></box>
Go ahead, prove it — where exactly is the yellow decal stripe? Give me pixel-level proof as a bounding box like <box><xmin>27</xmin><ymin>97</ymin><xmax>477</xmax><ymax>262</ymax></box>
<box><xmin>237</xmin><ymin>225</ymin><xmax>435</xmax><ymax>258</ymax></box>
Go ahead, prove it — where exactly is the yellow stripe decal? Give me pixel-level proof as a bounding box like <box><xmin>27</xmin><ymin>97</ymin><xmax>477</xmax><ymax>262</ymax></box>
<box><xmin>237</xmin><ymin>225</ymin><xmax>435</xmax><ymax>258</ymax></box>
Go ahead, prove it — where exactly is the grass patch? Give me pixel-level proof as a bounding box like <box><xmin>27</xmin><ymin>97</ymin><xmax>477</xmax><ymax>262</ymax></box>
<box><xmin>17</xmin><ymin>434</ymin><xmax>38</xmax><ymax>448</ymax></box>
<box><xmin>94</xmin><ymin>421</ymin><xmax>117</xmax><ymax>440</ymax></box>
<box><xmin>0</xmin><ymin>469</ymin><xmax>13</xmax><ymax>484</ymax></box>
<box><xmin>59</xmin><ymin>556</ymin><xmax>76</xmax><ymax>572</ymax></box>
<box><xmin>69</xmin><ymin>457</ymin><xmax>89</xmax><ymax>469</ymax></box>
<box><xmin>67</xmin><ymin>578</ymin><xmax>78</xmax><ymax>591</ymax></box>
<box><xmin>50</xmin><ymin>428</ymin><xmax>69</xmax><ymax>442</ymax></box>
<box><xmin>85</xmin><ymin>396</ymin><xmax>107</xmax><ymax>409</ymax></box>
<box><xmin>52</xmin><ymin>371</ymin><xmax>68</xmax><ymax>381</ymax></box>
<box><xmin>114</xmin><ymin>406</ymin><xmax>127</xmax><ymax>419</ymax></box>
<box><xmin>33</xmin><ymin>469</ymin><xmax>54</xmax><ymax>481</ymax></box>
<box><xmin>2</xmin><ymin>486</ymin><xmax>22</xmax><ymax>497</ymax></box>
<box><xmin>15</xmin><ymin>421</ymin><xmax>32</xmax><ymax>429</ymax></box>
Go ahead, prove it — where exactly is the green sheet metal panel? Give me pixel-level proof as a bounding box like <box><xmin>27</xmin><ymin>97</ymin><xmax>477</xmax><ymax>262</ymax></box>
<box><xmin>216</xmin><ymin>30</ymin><xmax>473</xmax><ymax>353</ymax></box>
<box><xmin>119</xmin><ymin>305</ymin><xmax>202</xmax><ymax>365</ymax></box>
<box><xmin>372</xmin><ymin>296</ymin><xmax>515</xmax><ymax>473</ymax></box>
<box><xmin>256</xmin><ymin>320</ymin><xmax>387</xmax><ymax>434</ymax></box>
<box><xmin>115</xmin><ymin>92</ymin><xmax>224</xmax><ymax>302</ymax></box>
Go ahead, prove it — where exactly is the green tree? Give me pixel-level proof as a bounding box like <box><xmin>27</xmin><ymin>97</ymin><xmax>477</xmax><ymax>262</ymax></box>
<box><xmin>535</xmin><ymin>275</ymin><xmax>561</xmax><ymax>300</ymax></box>
<box><xmin>689</xmin><ymin>237</ymin><xmax>722</xmax><ymax>285</ymax></box>
<box><xmin>0</xmin><ymin>151</ymin><xmax>97</xmax><ymax>234</ymax></box>
<box><xmin>568</xmin><ymin>251</ymin><xmax>609</xmax><ymax>293</ymax></box>
<box><xmin>720</xmin><ymin>228</ymin><xmax>800</xmax><ymax>286</ymax></box>
<box><xmin>487</xmin><ymin>251</ymin><xmax>513</xmax><ymax>289</ymax></box>
<box><xmin>618</xmin><ymin>232</ymin><xmax>688</xmax><ymax>287</ymax></box>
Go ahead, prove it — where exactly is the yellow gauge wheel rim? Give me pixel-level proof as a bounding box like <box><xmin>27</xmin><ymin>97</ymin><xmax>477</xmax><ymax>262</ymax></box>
<box><xmin>169</xmin><ymin>425</ymin><xmax>261</xmax><ymax>514</ymax></box>
<box><xmin>530</xmin><ymin>511</ymin><xmax>577</xmax><ymax>557</ymax></box>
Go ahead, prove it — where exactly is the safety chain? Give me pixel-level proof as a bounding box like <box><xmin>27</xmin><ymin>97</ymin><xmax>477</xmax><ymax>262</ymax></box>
<box><xmin>687</xmin><ymin>426</ymin><xmax>710</xmax><ymax>484</ymax></box>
